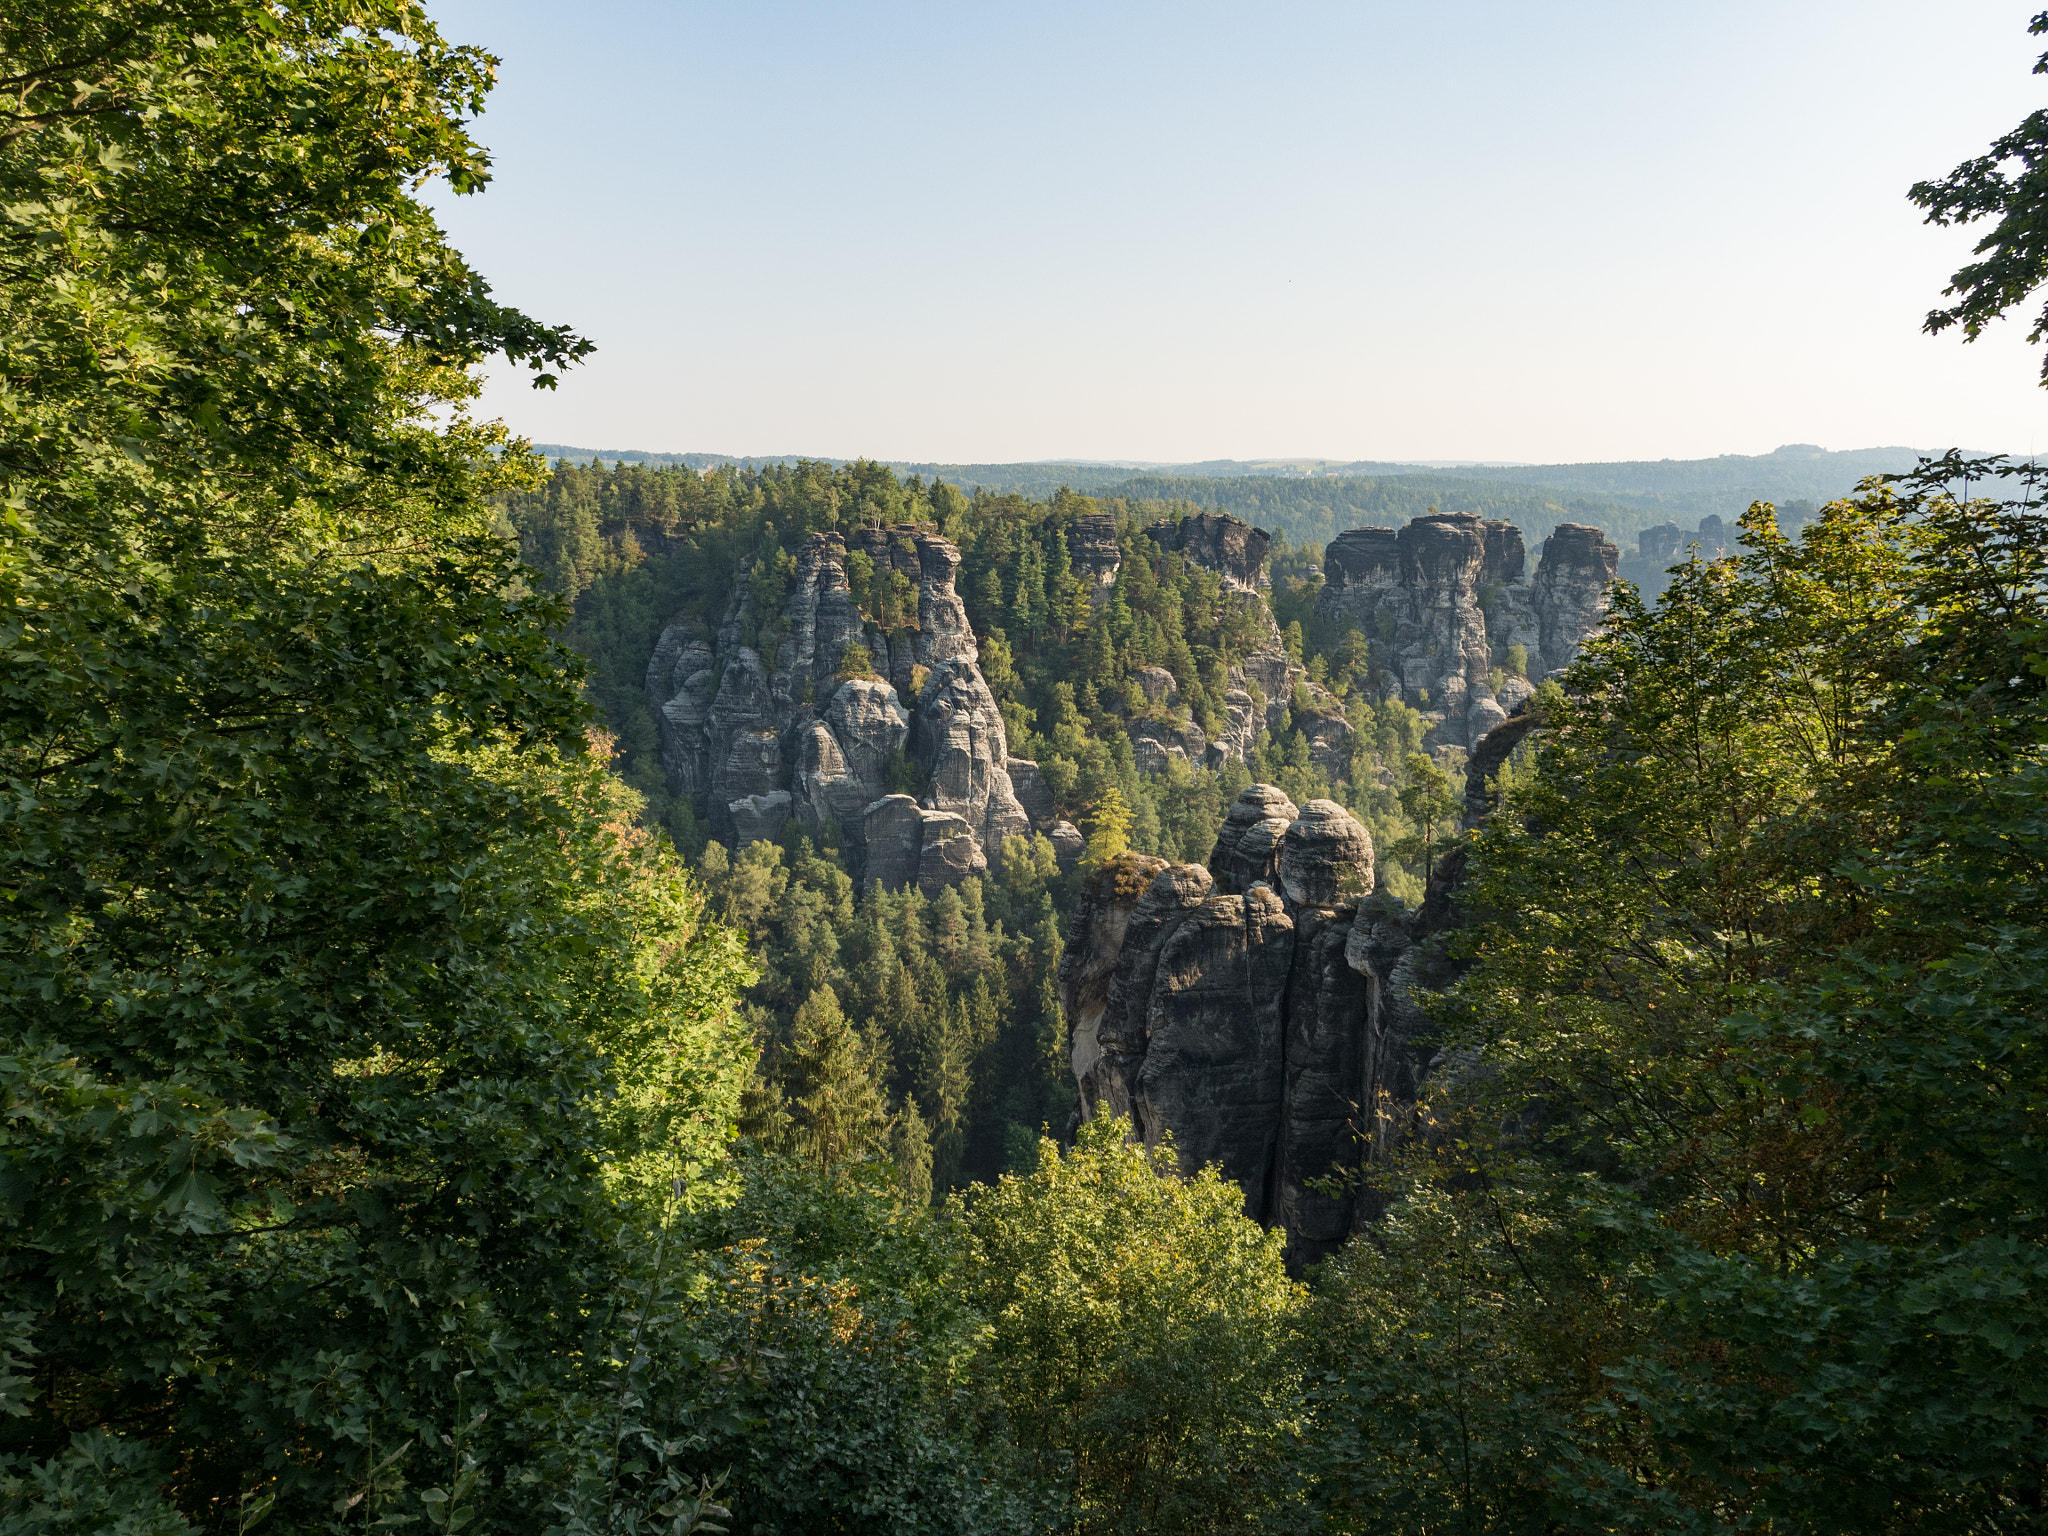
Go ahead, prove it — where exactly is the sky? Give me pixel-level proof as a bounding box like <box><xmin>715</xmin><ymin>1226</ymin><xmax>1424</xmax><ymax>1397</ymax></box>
<box><xmin>426</xmin><ymin>0</ymin><xmax>2048</xmax><ymax>465</ymax></box>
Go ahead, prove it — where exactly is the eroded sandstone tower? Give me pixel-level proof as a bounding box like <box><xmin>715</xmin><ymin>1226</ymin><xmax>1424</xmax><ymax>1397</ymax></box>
<box><xmin>1058</xmin><ymin>783</ymin><xmax>1474</xmax><ymax>1268</ymax></box>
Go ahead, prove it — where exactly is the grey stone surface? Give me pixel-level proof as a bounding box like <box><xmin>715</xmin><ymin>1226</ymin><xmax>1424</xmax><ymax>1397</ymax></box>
<box><xmin>1005</xmin><ymin>756</ymin><xmax>1057</xmax><ymax>830</ymax></box>
<box><xmin>1531</xmin><ymin>523</ymin><xmax>1619</xmax><ymax>674</ymax></box>
<box><xmin>727</xmin><ymin>789</ymin><xmax>792</xmax><ymax>849</ymax></box>
<box><xmin>1058</xmin><ymin>853</ymin><xmax>1172</xmax><ymax>1127</ymax></box>
<box><xmin>1049</xmin><ymin>821</ymin><xmax>1085</xmax><ymax>871</ymax></box>
<box><xmin>1465</xmin><ymin>692</ymin><xmax>1510</xmax><ymax>745</ymax></box>
<box><xmin>860</xmin><ymin>794</ymin><xmax>925</xmax><ymax>893</ymax></box>
<box><xmin>647</xmin><ymin>523</ymin><xmax>1041</xmax><ymax>892</ymax></box>
<box><xmin>1095</xmin><ymin>864</ymin><xmax>1214</xmax><ymax>1115</ymax></box>
<box><xmin>1208</xmin><ymin>785</ymin><xmax>1298</xmax><ymax>894</ymax></box>
<box><xmin>1132</xmin><ymin>665</ymin><xmax>1179</xmax><ymax>705</ymax></box>
<box><xmin>1069</xmin><ymin>511</ymin><xmax>1122</xmax><ymax>609</ymax></box>
<box><xmin>1315</xmin><ymin>510</ymin><xmax>1615</xmax><ymax>748</ymax></box>
<box><xmin>913</xmin><ymin>656</ymin><xmax>1032</xmax><ymax>856</ymax></box>
<box><xmin>1279</xmin><ymin>907</ymin><xmax>1372</xmax><ymax>1262</ymax></box>
<box><xmin>916</xmin><ymin>811</ymin><xmax>986</xmax><ymax>895</ymax></box>
<box><xmin>1278</xmin><ymin>800</ymin><xmax>1375</xmax><ymax>909</ymax></box>
<box><xmin>1138</xmin><ymin>884</ymin><xmax>1295</xmax><ymax>1217</ymax></box>
<box><xmin>790</xmin><ymin>679</ymin><xmax>910</xmax><ymax>848</ymax></box>
<box><xmin>1129</xmin><ymin>716</ymin><xmax>1207</xmax><ymax>776</ymax></box>
<box><xmin>1145</xmin><ymin>512</ymin><xmax>1272</xmax><ymax>592</ymax></box>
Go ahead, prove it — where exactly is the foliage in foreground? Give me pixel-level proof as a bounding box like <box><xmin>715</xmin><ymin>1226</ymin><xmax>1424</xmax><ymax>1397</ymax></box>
<box><xmin>1292</xmin><ymin>467</ymin><xmax>2048</xmax><ymax>1533</ymax></box>
<box><xmin>965</xmin><ymin>1116</ymin><xmax>1305</xmax><ymax>1536</ymax></box>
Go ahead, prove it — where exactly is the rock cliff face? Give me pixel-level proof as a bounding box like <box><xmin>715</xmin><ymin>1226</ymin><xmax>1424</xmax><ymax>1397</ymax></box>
<box><xmin>1145</xmin><ymin>512</ymin><xmax>1271</xmax><ymax>593</ymax></box>
<box><xmin>1530</xmin><ymin>523</ymin><xmax>1620</xmax><ymax>675</ymax></box>
<box><xmin>1315</xmin><ymin>512</ymin><xmax>1616</xmax><ymax>749</ymax></box>
<box><xmin>1617</xmin><ymin>514</ymin><xmax>1734</xmax><ymax>605</ymax></box>
<box><xmin>1060</xmin><ymin>782</ymin><xmax>1472</xmax><ymax>1268</ymax></box>
<box><xmin>646</xmin><ymin>524</ymin><xmax>1032</xmax><ymax>893</ymax></box>
<box><xmin>1095</xmin><ymin>512</ymin><xmax>1352</xmax><ymax>775</ymax></box>
<box><xmin>1069</xmin><ymin>511</ymin><xmax>1122</xmax><ymax>610</ymax></box>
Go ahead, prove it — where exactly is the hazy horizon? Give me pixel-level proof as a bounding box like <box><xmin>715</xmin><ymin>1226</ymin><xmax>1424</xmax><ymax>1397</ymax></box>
<box><xmin>426</xmin><ymin>1</ymin><xmax>2048</xmax><ymax>464</ymax></box>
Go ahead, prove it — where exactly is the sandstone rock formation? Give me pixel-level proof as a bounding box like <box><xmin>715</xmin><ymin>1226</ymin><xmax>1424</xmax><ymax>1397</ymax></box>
<box><xmin>1060</xmin><ymin>774</ymin><xmax>1510</xmax><ymax>1269</ymax></box>
<box><xmin>1068</xmin><ymin>511</ymin><xmax>1122</xmax><ymax>610</ymax></box>
<box><xmin>912</xmin><ymin>656</ymin><xmax>1031</xmax><ymax>854</ymax></box>
<box><xmin>1207</xmin><ymin>784</ymin><xmax>1297</xmax><ymax>894</ymax></box>
<box><xmin>646</xmin><ymin>524</ymin><xmax>1034</xmax><ymax>891</ymax></box>
<box><xmin>1083</xmin><ymin>512</ymin><xmax>1351</xmax><ymax>776</ymax></box>
<box><xmin>1315</xmin><ymin>512</ymin><xmax>1616</xmax><ymax>749</ymax></box>
<box><xmin>1618</xmin><ymin>514</ymin><xmax>1733</xmax><ymax>605</ymax></box>
<box><xmin>1145</xmin><ymin>512</ymin><xmax>1271</xmax><ymax>592</ymax></box>
<box><xmin>1531</xmin><ymin>523</ymin><xmax>1620</xmax><ymax>675</ymax></box>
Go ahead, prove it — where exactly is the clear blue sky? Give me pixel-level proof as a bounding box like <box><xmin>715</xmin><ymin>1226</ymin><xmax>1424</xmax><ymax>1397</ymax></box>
<box><xmin>427</xmin><ymin>0</ymin><xmax>2048</xmax><ymax>464</ymax></box>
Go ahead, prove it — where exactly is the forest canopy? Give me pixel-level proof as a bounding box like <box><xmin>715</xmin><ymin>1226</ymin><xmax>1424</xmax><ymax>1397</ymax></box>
<box><xmin>6</xmin><ymin>2</ymin><xmax>2048</xmax><ymax>1534</ymax></box>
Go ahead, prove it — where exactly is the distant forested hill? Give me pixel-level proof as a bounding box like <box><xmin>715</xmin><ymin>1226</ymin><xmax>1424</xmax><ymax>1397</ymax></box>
<box><xmin>531</xmin><ymin>442</ymin><xmax>1963</xmax><ymax>549</ymax></box>
<box><xmin>1423</xmin><ymin>442</ymin><xmax>1933</xmax><ymax>498</ymax></box>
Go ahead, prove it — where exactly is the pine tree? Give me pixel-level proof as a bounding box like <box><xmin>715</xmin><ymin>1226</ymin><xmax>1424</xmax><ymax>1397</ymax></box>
<box><xmin>932</xmin><ymin>886</ymin><xmax>969</xmax><ymax>977</ymax></box>
<box><xmin>966</xmin><ymin>974</ymin><xmax>1002</xmax><ymax>1054</ymax></box>
<box><xmin>926</xmin><ymin>997</ymin><xmax>974</xmax><ymax>1192</ymax></box>
<box><xmin>783</xmin><ymin>986</ymin><xmax>891</xmax><ymax>1172</ymax></box>
<box><xmin>1082</xmin><ymin>786</ymin><xmax>1135</xmax><ymax>869</ymax></box>
<box><xmin>891</xmin><ymin>1094</ymin><xmax>935</xmax><ymax>1208</ymax></box>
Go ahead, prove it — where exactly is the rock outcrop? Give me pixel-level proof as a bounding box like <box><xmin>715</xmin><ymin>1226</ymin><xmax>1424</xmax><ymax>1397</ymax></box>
<box><xmin>1207</xmin><ymin>784</ymin><xmax>1297</xmax><ymax>894</ymax></box>
<box><xmin>1069</xmin><ymin>511</ymin><xmax>1122</xmax><ymax>610</ymax></box>
<box><xmin>646</xmin><ymin>524</ymin><xmax>1034</xmax><ymax>891</ymax></box>
<box><xmin>1058</xmin><ymin>767</ymin><xmax>1521</xmax><ymax>1269</ymax></box>
<box><xmin>1088</xmin><ymin>512</ymin><xmax>1351</xmax><ymax>776</ymax></box>
<box><xmin>1618</xmin><ymin>514</ymin><xmax>1734</xmax><ymax>605</ymax></box>
<box><xmin>1145</xmin><ymin>512</ymin><xmax>1271</xmax><ymax>592</ymax></box>
<box><xmin>1065</xmin><ymin>785</ymin><xmax>1425</xmax><ymax>1268</ymax></box>
<box><xmin>912</xmin><ymin>656</ymin><xmax>1032</xmax><ymax>854</ymax></box>
<box><xmin>1531</xmin><ymin>523</ymin><xmax>1620</xmax><ymax>675</ymax></box>
<box><xmin>1315</xmin><ymin>512</ymin><xmax>1616</xmax><ymax>748</ymax></box>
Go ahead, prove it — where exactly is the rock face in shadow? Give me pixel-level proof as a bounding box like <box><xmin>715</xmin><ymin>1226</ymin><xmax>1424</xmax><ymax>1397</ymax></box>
<box><xmin>1145</xmin><ymin>512</ymin><xmax>1272</xmax><ymax>593</ymax></box>
<box><xmin>1315</xmin><ymin>511</ymin><xmax>1616</xmax><ymax>749</ymax></box>
<box><xmin>1005</xmin><ymin>757</ymin><xmax>1057</xmax><ymax>830</ymax></box>
<box><xmin>1061</xmin><ymin>853</ymin><xmax>1173</xmax><ymax>1125</ymax></box>
<box><xmin>645</xmin><ymin>524</ymin><xmax>1036</xmax><ymax>891</ymax></box>
<box><xmin>1208</xmin><ymin>785</ymin><xmax>1298</xmax><ymax>894</ymax></box>
<box><xmin>1059</xmin><ymin>774</ymin><xmax>1515</xmax><ymax>1269</ymax></box>
<box><xmin>1069</xmin><ymin>511</ymin><xmax>1122</xmax><ymax>610</ymax></box>
<box><xmin>1279</xmin><ymin>906</ymin><xmax>1372</xmax><ymax>1260</ymax></box>
<box><xmin>1141</xmin><ymin>885</ymin><xmax>1295</xmax><ymax>1210</ymax></box>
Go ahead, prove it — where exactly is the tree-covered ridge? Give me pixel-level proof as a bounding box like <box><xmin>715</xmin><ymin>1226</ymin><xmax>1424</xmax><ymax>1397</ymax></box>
<box><xmin>500</xmin><ymin>455</ymin><xmax>1449</xmax><ymax>886</ymax></box>
<box><xmin>533</xmin><ymin>446</ymin><xmax>1944</xmax><ymax>547</ymax></box>
<box><xmin>496</xmin><ymin>456</ymin><xmax>1467</xmax><ymax>1226</ymax></box>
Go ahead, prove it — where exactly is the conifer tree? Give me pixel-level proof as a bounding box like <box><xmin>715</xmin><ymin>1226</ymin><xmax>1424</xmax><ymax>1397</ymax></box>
<box><xmin>891</xmin><ymin>1095</ymin><xmax>935</xmax><ymax>1208</ymax></box>
<box><xmin>1082</xmin><ymin>787</ymin><xmax>1135</xmax><ymax>869</ymax></box>
<box><xmin>784</xmin><ymin>986</ymin><xmax>891</xmax><ymax>1172</ymax></box>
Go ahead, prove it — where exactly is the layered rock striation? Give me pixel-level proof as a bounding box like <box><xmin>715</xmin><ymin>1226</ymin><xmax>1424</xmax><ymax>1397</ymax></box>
<box><xmin>1061</xmin><ymin>784</ymin><xmax>1465</xmax><ymax>1268</ymax></box>
<box><xmin>1316</xmin><ymin>512</ymin><xmax>1616</xmax><ymax>748</ymax></box>
<box><xmin>646</xmin><ymin>525</ymin><xmax>1040</xmax><ymax>893</ymax></box>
